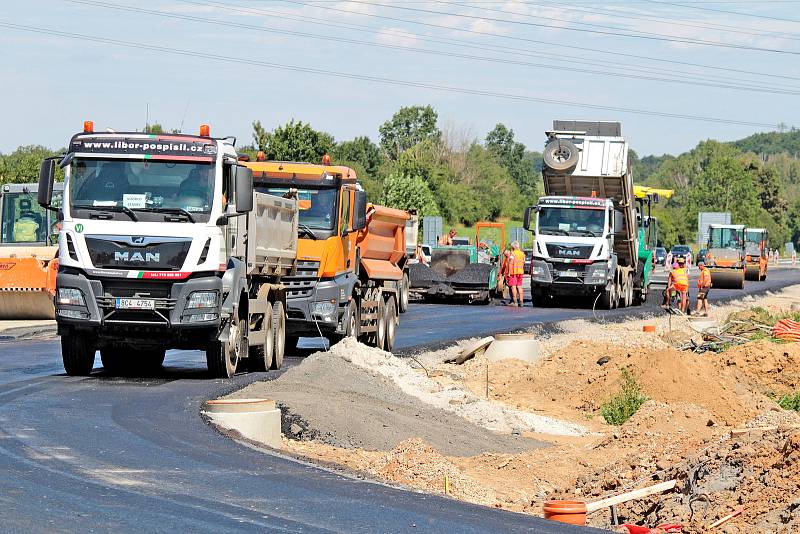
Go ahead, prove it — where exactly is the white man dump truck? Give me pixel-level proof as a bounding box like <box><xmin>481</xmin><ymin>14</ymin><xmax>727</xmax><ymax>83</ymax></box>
<box><xmin>523</xmin><ymin>120</ymin><xmax>653</xmax><ymax>308</ymax></box>
<box><xmin>38</xmin><ymin>122</ymin><xmax>297</xmax><ymax>378</ymax></box>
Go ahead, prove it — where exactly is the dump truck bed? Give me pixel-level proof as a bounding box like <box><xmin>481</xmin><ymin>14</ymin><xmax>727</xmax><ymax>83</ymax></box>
<box><xmin>237</xmin><ymin>191</ymin><xmax>298</xmax><ymax>277</ymax></box>
<box><xmin>357</xmin><ymin>204</ymin><xmax>410</xmax><ymax>281</ymax></box>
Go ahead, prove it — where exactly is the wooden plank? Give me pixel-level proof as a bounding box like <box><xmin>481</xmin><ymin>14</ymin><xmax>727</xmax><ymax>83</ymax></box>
<box><xmin>585</xmin><ymin>480</ymin><xmax>677</xmax><ymax>513</ymax></box>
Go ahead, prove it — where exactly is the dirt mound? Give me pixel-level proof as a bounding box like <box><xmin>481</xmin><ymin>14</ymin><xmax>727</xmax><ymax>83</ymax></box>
<box><xmin>459</xmin><ymin>341</ymin><xmax>761</xmax><ymax>426</ymax></box>
<box><xmin>712</xmin><ymin>340</ymin><xmax>800</xmax><ymax>396</ymax></box>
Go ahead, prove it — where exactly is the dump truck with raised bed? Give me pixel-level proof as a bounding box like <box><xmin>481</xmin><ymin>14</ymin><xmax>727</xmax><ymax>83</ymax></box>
<box><xmin>706</xmin><ymin>224</ymin><xmax>746</xmax><ymax>289</ymax></box>
<box><xmin>0</xmin><ymin>182</ymin><xmax>63</xmax><ymax>319</ymax></box>
<box><xmin>744</xmin><ymin>227</ymin><xmax>768</xmax><ymax>281</ymax></box>
<box><xmin>523</xmin><ymin>120</ymin><xmax>650</xmax><ymax>308</ymax></box>
<box><xmin>408</xmin><ymin>222</ymin><xmax>504</xmax><ymax>304</ymax></box>
<box><xmin>245</xmin><ymin>158</ymin><xmax>410</xmax><ymax>352</ymax></box>
<box><xmin>37</xmin><ymin>121</ymin><xmax>297</xmax><ymax>378</ymax></box>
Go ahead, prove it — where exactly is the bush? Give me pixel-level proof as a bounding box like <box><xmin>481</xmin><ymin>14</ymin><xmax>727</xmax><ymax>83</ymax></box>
<box><xmin>600</xmin><ymin>369</ymin><xmax>648</xmax><ymax>426</ymax></box>
<box><xmin>778</xmin><ymin>392</ymin><xmax>800</xmax><ymax>412</ymax></box>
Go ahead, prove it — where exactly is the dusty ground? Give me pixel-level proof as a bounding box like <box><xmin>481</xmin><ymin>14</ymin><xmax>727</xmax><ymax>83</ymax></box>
<box><xmin>225</xmin><ymin>284</ymin><xmax>800</xmax><ymax>531</ymax></box>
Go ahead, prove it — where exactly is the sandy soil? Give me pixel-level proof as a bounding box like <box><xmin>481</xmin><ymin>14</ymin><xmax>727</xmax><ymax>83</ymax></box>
<box><xmin>223</xmin><ymin>284</ymin><xmax>800</xmax><ymax>530</ymax></box>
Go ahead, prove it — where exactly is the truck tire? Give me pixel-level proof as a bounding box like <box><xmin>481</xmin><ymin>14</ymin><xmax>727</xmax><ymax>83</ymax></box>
<box><xmin>248</xmin><ymin>304</ymin><xmax>274</xmax><ymax>372</ymax></box>
<box><xmin>270</xmin><ymin>301</ymin><xmax>285</xmax><ymax>370</ymax></box>
<box><xmin>543</xmin><ymin>138</ymin><xmax>579</xmax><ymax>172</ymax></box>
<box><xmin>399</xmin><ymin>273</ymin><xmax>410</xmax><ymax>313</ymax></box>
<box><xmin>207</xmin><ymin>312</ymin><xmax>246</xmax><ymax>379</ymax></box>
<box><xmin>599</xmin><ymin>282</ymin><xmax>616</xmax><ymax>310</ymax></box>
<box><xmin>384</xmin><ymin>296</ymin><xmax>397</xmax><ymax>352</ymax></box>
<box><xmin>61</xmin><ymin>334</ymin><xmax>95</xmax><ymax>376</ymax></box>
<box><xmin>374</xmin><ymin>296</ymin><xmax>387</xmax><ymax>351</ymax></box>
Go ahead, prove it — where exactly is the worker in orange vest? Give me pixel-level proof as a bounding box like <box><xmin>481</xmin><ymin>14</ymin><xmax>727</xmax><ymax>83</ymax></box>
<box><xmin>694</xmin><ymin>261</ymin><xmax>712</xmax><ymax>317</ymax></box>
<box><xmin>665</xmin><ymin>256</ymin><xmax>689</xmax><ymax>313</ymax></box>
<box><xmin>507</xmin><ymin>241</ymin><xmax>526</xmax><ymax>307</ymax></box>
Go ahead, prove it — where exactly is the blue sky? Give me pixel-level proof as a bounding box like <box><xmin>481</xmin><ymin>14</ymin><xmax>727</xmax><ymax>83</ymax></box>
<box><xmin>2</xmin><ymin>0</ymin><xmax>799</xmax><ymax>156</ymax></box>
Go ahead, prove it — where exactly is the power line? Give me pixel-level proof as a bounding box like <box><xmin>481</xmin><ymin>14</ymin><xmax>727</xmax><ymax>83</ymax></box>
<box><xmin>66</xmin><ymin>0</ymin><xmax>800</xmax><ymax>96</ymax></box>
<box><xmin>278</xmin><ymin>0</ymin><xmax>800</xmax><ymax>82</ymax></box>
<box><xmin>443</xmin><ymin>0</ymin><xmax>800</xmax><ymax>41</ymax></box>
<box><xmin>0</xmin><ymin>20</ymin><xmax>778</xmax><ymax>129</ymax></box>
<box><xmin>643</xmin><ymin>0</ymin><xmax>800</xmax><ymax>23</ymax></box>
<box><xmin>330</xmin><ymin>0</ymin><xmax>800</xmax><ymax>55</ymax></box>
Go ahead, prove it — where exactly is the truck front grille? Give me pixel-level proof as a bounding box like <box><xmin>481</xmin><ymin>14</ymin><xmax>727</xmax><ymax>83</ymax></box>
<box><xmin>284</xmin><ymin>260</ymin><xmax>320</xmax><ymax>299</ymax></box>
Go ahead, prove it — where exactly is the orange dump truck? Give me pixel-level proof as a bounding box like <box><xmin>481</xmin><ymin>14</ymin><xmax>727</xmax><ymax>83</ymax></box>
<box><xmin>245</xmin><ymin>157</ymin><xmax>410</xmax><ymax>351</ymax></box>
<box><xmin>0</xmin><ymin>183</ymin><xmax>63</xmax><ymax>319</ymax></box>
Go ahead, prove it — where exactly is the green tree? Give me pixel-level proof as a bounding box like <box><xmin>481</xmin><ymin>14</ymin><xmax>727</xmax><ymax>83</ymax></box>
<box><xmin>0</xmin><ymin>145</ymin><xmax>62</xmax><ymax>184</ymax></box>
<box><xmin>485</xmin><ymin>123</ymin><xmax>541</xmax><ymax>200</ymax></box>
<box><xmin>380</xmin><ymin>173</ymin><xmax>439</xmax><ymax>217</ymax></box>
<box><xmin>252</xmin><ymin>120</ymin><xmax>334</xmax><ymax>162</ymax></box>
<box><xmin>379</xmin><ymin>105</ymin><xmax>440</xmax><ymax>160</ymax></box>
<box><xmin>334</xmin><ymin>136</ymin><xmax>382</xmax><ymax>177</ymax></box>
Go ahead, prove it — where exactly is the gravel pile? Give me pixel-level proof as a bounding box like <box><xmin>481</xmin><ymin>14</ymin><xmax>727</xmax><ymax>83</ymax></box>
<box><xmin>408</xmin><ymin>263</ymin><xmax>446</xmax><ymax>288</ymax></box>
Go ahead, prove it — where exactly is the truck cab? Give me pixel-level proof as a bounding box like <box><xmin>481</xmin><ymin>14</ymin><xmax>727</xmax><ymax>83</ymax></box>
<box><xmin>38</xmin><ymin>122</ymin><xmax>294</xmax><ymax>377</ymax></box>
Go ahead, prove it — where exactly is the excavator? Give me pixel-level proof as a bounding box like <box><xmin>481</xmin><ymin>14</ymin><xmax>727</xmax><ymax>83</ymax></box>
<box><xmin>0</xmin><ymin>183</ymin><xmax>63</xmax><ymax>319</ymax></box>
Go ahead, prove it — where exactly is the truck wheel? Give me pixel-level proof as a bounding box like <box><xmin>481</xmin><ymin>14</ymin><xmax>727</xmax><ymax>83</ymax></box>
<box><xmin>248</xmin><ymin>304</ymin><xmax>274</xmax><ymax>372</ymax></box>
<box><xmin>61</xmin><ymin>334</ymin><xmax>95</xmax><ymax>376</ymax></box>
<box><xmin>623</xmin><ymin>274</ymin><xmax>633</xmax><ymax>308</ymax></box>
<box><xmin>384</xmin><ymin>296</ymin><xmax>397</xmax><ymax>352</ymax></box>
<box><xmin>543</xmin><ymin>138</ymin><xmax>579</xmax><ymax>172</ymax></box>
<box><xmin>399</xmin><ymin>273</ymin><xmax>410</xmax><ymax>313</ymax></box>
<box><xmin>270</xmin><ymin>301</ymin><xmax>285</xmax><ymax>370</ymax></box>
<box><xmin>207</xmin><ymin>312</ymin><xmax>245</xmax><ymax>379</ymax></box>
<box><xmin>599</xmin><ymin>283</ymin><xmax>615</xmax><ymax>310</ymax></box>
<box><xmin>374</xmin><ymin>296</ymin><xmax>387</xmax><ymax>351</ymax></box>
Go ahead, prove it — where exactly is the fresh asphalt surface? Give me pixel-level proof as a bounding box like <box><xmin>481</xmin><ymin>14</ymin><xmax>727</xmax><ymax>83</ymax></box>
<box><xmin>0</xmin><ymin>266</ymin><xmax>796</xmax><ymax>533</ymax></box>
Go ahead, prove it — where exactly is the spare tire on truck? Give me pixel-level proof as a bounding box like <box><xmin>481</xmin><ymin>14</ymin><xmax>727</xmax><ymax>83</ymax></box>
<box><xmin>543</xmin><ymin>138</ymin><xmax>579</xmax><ymax>172</ymax></box>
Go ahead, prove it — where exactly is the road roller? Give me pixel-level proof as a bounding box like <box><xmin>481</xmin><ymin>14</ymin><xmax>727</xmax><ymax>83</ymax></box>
<box><xmin>0</xmin><ymin>183</ymin><xmax>62</xmax><ymax>319</ymax></box>
<box><xmin>705</xmin><ymin>223</ymin><xmax>746</xmax><ymax>289</ymax></box>
<box><xmin>744</xmin><ymin>228</ymin><xmax>769</xmax><ymax>281</ymax></box>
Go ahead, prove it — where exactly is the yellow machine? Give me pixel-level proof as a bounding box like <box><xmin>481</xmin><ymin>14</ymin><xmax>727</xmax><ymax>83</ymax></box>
<box><xmin>0</xmin><ymin>183</ymin><xmax>63</xmax><ymax>318</ymax></box>
<box><xmin>705</xmin><ymin>224</ymin><xmax>746</xmax><ymax>289</ymax></box>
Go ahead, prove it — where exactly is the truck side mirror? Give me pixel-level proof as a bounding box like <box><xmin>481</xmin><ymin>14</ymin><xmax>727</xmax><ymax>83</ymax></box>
<box><xmin>352</xmin><ymin>190</ymin><xmax>367</xmax><ymax>231</ymax></box>
<box><xmin>523</xmin><ymin>207</ymin><xmax>533</xmax><ymax>231</ymax></box>
<box><xmin>38</xmin><ymin>159</ymin><xmax>55</xmax><ymax>208</ymax></box>
<box><xmin>233</xmin><ymin>165</ymin><xmax>253</xmax><ymax>213</ymax></box>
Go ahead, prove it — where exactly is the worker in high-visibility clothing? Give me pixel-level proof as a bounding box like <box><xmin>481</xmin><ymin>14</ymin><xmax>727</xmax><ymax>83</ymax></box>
<box><xmin>664</xmin><ymin>256</ymin><xmax>689</xmax><ymax>313</ymax></box>
<box><xmin>694</xmin><ymin>261</ymin><xmax>712</xmax><ymax>317</ymax></box>
<box><xmin>507</xmin><ymin>240</ymin><xmax>526</xmax><ymax>307</ymax></box>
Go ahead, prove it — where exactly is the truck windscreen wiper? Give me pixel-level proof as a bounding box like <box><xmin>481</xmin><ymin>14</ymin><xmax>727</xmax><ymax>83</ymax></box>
<box><xmin>72</xmin><ymin>203</ymin><xmax>138</xmax><ymax>221</ymax></box>
<box><xmin>133</xmin><ymin>207</ymin><xmax>196</xmax><ymax>223</ymax></box>
<box><xmin>540</xmin><ymin>227</ymin><xmax>569</xmax><ymax>236</ymax></box>
<box><xmin>572</xmin><ymin>229</ymin><xmax>598</xmax><ymax>237</ymax></box>
<box><xmin>298</xmin><ymin>224</ymin><xmax>319</xmax><ymax>240</ymax></box>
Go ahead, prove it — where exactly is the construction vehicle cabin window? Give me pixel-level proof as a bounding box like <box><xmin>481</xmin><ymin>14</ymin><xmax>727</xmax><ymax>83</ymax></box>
<box><xmin>1</xmin><ymin>192</ymin><xmax>50</xmax><ymax>243</ymax></box>
<box><xmin>710</xmin><ymin>227</ymin><xmax>744</xmax><ymax>248</ymax></box>
<box><xmin>68</xmin><ymin>159</ymin><xmax>215</xmax><ymax>221</ymax></box>
<box><xmin>538</xmin><ymin>207</ymin><xmax>605</xmax><ymax>236</ymax></box>
<box><xmin>264</xmin><ymin>188</ymin><xmax>338</xmax><ymax>231</ymax></box>
<box><xmin>340</xmin><ymin>190</ymin><xmax>351</xmax><ymax>234</ymax></box>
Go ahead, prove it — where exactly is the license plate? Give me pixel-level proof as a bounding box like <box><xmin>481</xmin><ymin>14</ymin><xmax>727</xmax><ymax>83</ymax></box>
<box><xmin>115</xmin><ymin>298</ymin><xmax>155</xmax><ymax>310</ymax></box>
<box><xmin>560</xmin><ymin>270</ymin><xmax>579</xmax><ymax>278</ymax></box>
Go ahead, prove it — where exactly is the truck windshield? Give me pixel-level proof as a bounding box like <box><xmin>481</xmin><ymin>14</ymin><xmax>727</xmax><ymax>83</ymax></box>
<box><xmin>262</xmin><ymin>187</ymin><xmax>337</xmax><ymax>230</ymax></box>
<box><xmin>708</xmin><ymin>228</ymin><xmax>744</xmax><ymax>249</ymax></box>
<box><xmin>538</xmin><ymin>207</ymin><xmax>605</xmax><ymax>237</ymax></box>
<box><xmin>69</xmin><ymin>158</ymin><xmax>215</xmax><ymax>220</ymax></box>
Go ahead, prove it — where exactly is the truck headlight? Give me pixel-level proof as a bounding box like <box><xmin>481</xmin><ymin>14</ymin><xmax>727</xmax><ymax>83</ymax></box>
<box><xmin>187</xmin><ymin>291</ymin><xmax>218</xmax><ymax>309</ymax></box>
<box><xmin>57</xmin><ymin>287</ymin><xmax>85</xmax><ymax>306</ymax></box>
<box><xmin>312</xmin><ymin>301</ymin><xmax>337</xmax><ymax>319</ymax></box>
<box><xmin>184</xmin><ymin>312</ymin><xmax>219</xmax><ymax>323</ymax></box>
<box><xmin>531</xmin><ymin>266</ymin><xmax>545</xmax><ymax>276</ymax></box>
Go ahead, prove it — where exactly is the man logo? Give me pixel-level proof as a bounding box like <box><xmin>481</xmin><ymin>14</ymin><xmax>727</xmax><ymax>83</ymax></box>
<box><xmin>558</xmin><ymin>248</ymin><xmax>581</xmax><ymax>257</ymax></box>
<box><xmin>115</xmin><ymin>251</ymin><xmax>160</xmax><ymax>263</ymax></box>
